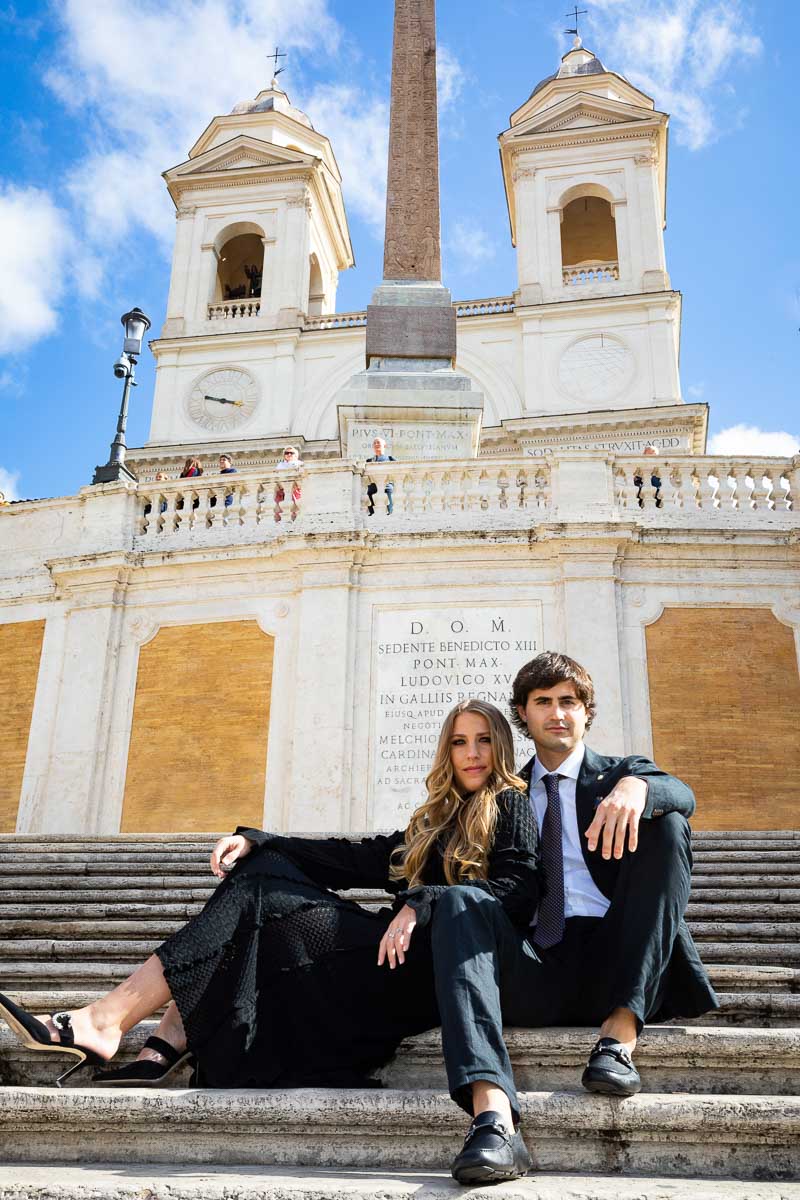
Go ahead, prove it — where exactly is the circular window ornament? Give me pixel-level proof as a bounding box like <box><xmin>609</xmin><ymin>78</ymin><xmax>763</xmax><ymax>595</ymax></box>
<box><xmin>185</xmin><ymin>367</ymin><xmax>260</xmax><ymax>433</ymax></box>
<box><xmin>558</xmin><ymin>335</ymin><xmax>634</xmax><ymax>404</ymax></box>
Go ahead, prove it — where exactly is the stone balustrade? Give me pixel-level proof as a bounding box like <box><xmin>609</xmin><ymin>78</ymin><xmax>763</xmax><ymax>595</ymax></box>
<box><xmin>454</xmin><ymin>297</ymin><xmax>515</xmax><ymax>317</ymax></box>
<box><xmin>362</xmin><ymin>458</ymin><xmax>550</xmax><ymax>527</ymax></box>
<box><xmin>614</xmin><ymin>457</ymin><xmax>797</xmax><ymax>517</ymax></box>
<box><xmin>303</xmin><ymin>311</ymin><xmax>368</xmax><ymax>330</ymax></box>
<box><xmin>562</xmin><ymin>261</ymin><xmax>620</xmax><ymax>286</ymax></box>
<box><xmin>207</xmin><ymin>298</ymin><xmax>261</xmax><ymax>320</ymax></box>
<box><xmin>1</xmin><ymin>456</ymin><xmax>796</xmax><ymax>574</ymax></box>
<box><xmin>136</xmin><ymin>469</ymin><xmax>304</xmax><ymax>542</ymax></box>
<box><xmin>303</xmin><ymin>297</ymin><xmax>516</xmax><ymax>332</ymax></box>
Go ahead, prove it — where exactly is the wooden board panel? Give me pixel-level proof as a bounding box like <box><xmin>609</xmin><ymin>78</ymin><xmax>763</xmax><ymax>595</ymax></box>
<box><xmin>0</xmin><ymin>620</ymin><xmax>45</xmax><ymax>832</ymax></box>
<box><xmin>646</xmin><ymin>607</ymin><xmax>800</xmax><ymax>830</ymax></box>
<box><xmin>121</xmin><ymin>620</ymin><xmax>273</xmax><ymax>833</ymax></box>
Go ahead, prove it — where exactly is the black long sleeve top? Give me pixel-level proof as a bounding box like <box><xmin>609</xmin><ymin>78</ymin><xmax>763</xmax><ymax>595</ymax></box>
<box><xmin>236</xmin><ymin>786</ymin><xmax>539</xmax><ymax>931</ymax></box>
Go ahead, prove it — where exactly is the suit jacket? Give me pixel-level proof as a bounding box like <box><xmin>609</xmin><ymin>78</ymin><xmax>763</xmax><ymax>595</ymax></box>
<box><xmin>519</xmin><ymin>746</ymin><xmax>718</xmax><ymax>1021</ymax></box>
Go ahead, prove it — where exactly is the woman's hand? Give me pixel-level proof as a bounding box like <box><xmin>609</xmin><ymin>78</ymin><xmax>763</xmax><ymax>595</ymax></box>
<box><xmin>210</xmin><ymin>834</ymin><xmax>253</xmax><ymax>879</ymax></box>
<box><xmin>377</xmin><ymin>904</ymin><xmax>417</xmax><ymax>969</ymax></box>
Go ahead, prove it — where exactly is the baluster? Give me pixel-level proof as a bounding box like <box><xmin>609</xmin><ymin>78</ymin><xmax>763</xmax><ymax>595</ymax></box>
<box><xmin>496</xmin><ymin>470</ymin><xmax>509</xmax><ymax>511</ymax></box>
<box><xmin>138</xmin><ymin>498</ymin><xmax>150</xmax><ymax>536</ymax></box>
<box><xmin>748</xmin><ymin>468</ymin><xmax>770</xmax><ymax>511</ymax></box>
<box><xmin>427</xmin><ymin>468</ymin><xmax>445</xmax><ymax>513</ymax></box>
<box><xmin>777</xmin><ymin>468</ymin><xmax>793</xmax><ymax>511</ymax></box>
<box><xmin>516</xmin><ymin>470</ymin><xmax>528</xmax><ymax>510</ymax></box>
<box><xmin>658</xmin><ymin>465</ymin><xmax>678</xmax><ymax>510</ymax></box>
<box><xmin>462</xmin><ymin>468</ymin><xmax>480</xmax><ymax>511</ymax></box>
<box><xmin>274</xmin><ymin>477</ymin><xmax>290</xmax><ymax>524</ymax></box>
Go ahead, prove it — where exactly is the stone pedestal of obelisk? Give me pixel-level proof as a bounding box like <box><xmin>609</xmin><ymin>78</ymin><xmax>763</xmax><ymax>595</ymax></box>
<box><xmin>336</xmin><ymin>0</ymin><xmax>483</xmax><ymax>462</ymax></box>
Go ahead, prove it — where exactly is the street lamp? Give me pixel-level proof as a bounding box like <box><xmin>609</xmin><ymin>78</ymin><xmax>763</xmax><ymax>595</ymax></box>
<box><xmin>92</xmin><ymin>307</ymin><xmax>152</xmax><ymax>485</ymax></box>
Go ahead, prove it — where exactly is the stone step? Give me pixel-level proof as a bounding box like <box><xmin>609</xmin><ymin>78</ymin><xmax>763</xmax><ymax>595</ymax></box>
<box><xmin>1</xmin><ymin>1166</ymin><xmax>797</xmax><ymax>1200</ymax></box>
<box><xmin>691</xmin><ymin>943</ymin><xmax>800</xmax><ymax>964</ymax></box>
<box><xmin>0</xmin><ymin>1088</ymin><xmax>797</xmax><ymax>1180</ymax></box>
<box><xmin>2</xmin><ymin>899</ymin><xmax>796</xmax><ymax>927</ymax></box>
<box><xmin>2</xmin><ymin>1022</ymin><xmax>797</xmax><ymax>1095</ymax></box>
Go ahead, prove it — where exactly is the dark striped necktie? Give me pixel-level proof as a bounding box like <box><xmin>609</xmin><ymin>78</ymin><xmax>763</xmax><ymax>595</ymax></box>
<box><xmin>534</xmin><ymin>773</ymin><xmax>566</xmax><ymax>950</ymax></box>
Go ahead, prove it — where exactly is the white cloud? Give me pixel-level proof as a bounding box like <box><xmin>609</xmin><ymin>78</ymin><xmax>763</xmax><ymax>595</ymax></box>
<box><xmin>446</xmin><ymin>219</ymin><xmax>497</xmax><ymax>273</ymax></box>
<box><xmin>0</xmin><ymin>467</ymin><xmax>21</xmax><ymax>502</ymax></box>
<box><xmin>437</xmin><ymin>46</ymin><xmax>467</xmax><ymax>111</ymax></box>
<box><xmin>0</xmin><ymin>184</ymin><xmax>74</xmax><ymax>354</ymax></box>
<box><xmin>45</xmin><ymin>0</ymin><xmax>345</xmax><ymax>251</ymax></box>
<box><xmin>687</xmin><ymin>382</ymin><xmax>705</xmax><ymax>398</ymax></box>
<box><xmin>707</xmin><ymin>424</ymin><xmax>798</xmax><ymax>457</ymax></box>
<box><xmin>587</xmin><ymin>0</ymin><xmax>762</xmax><ymax>149</ymax></box>
<box><xmin>305</xmin><ymin>84</ymin><xmax>389</xmax><ymax>235</ymax></box>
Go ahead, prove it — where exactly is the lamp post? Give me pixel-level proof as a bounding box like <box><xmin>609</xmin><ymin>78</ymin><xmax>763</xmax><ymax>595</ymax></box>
<box><xmin>92</xmin><ymin>307</ymin><xmax>152</xmax><ymax>485</ymax></box>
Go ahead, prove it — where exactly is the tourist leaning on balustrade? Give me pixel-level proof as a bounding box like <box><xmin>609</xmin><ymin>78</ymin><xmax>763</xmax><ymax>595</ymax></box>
<box><xmin>0</xmin><ymin>699</ymin><xmax>538</xmax><ymax>1178</ymax></box>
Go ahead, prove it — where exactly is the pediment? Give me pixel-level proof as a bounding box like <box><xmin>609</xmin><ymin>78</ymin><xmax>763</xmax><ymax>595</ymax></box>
<box><xmin>168</xmin><ymin>135</ymin><xmax>314</xmax><ymax>180</ymax></box>
<box><xmin>510</xmin><ymin>92</ymin><xmax>656</xmax><ymax>139</ymax></box>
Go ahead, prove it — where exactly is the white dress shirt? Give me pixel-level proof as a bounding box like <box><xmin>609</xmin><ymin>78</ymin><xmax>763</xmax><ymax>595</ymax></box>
<box><xmin>530</xmin><ymin>742</ymin><xmax>610</xmax><ymax>921</ymax></box>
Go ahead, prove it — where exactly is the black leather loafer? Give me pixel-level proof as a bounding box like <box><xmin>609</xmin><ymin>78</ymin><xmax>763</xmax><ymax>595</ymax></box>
<box><xmin>581</xmin><ymin>1037</ymin><xmax>641</xmax><ymax>1096</ymax></box>
<box><xmin>450</xmin><ymin>1109</ymin><xmax>531</xmax><ymax>1185</ymax></box>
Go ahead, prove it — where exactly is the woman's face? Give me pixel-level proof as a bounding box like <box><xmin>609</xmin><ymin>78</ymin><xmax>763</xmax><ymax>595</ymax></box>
<box><xmin>449</xmin><ymin>710</ymin><xmax>494</xmax><ymax>794</ymax></box>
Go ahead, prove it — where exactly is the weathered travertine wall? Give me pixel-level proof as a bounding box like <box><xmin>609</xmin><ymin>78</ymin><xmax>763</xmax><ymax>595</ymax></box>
<box><xmin>0</xmin><ymin>620</ymin><xmax>45</xmax><ymax>832</ymax></box>
<box><xmin>646</xmin><ymin>607</ymin><xmax>800</xmax><ymax>830</ymax></box>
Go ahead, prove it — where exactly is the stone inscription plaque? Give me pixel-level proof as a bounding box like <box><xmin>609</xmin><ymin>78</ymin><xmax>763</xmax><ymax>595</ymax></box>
<box><xmin>523</xmin><ymin>433</ymin><xmax>689</xmax><ymax>457</ymax></box>
<box><xmin>369</xmin><ymin>602</ymin><xmax>543</xmax><ymax>827</ymax></box>
<box><xmin>348</xmin><ymin>421</ymin><xmax>474</xmax><ymax>460</ymax></box>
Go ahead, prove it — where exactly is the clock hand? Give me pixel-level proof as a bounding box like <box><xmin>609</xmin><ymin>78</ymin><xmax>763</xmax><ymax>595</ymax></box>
<box><xmin>204</xmin><ymin>394</ymin><xmax>244</xmax><ymax>407</ymax></box>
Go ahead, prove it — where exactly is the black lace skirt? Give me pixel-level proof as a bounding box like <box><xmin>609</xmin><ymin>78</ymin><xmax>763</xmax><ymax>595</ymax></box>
<box><xmin>156</xmin><ymin>848</ymin><xmax>439</xmax><ymax>1088</ymax></box>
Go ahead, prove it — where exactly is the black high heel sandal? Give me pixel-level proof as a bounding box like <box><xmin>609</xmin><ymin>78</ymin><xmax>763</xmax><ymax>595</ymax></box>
<box><xmin>0</xmin><ymin>992</ymin><xmax>104</xmax><ymax>1087</ymax></box>
<box><xmin>93</xmin><ymin>1036</ymin><xmax>194</xmax><ymax>1087</ymax></box>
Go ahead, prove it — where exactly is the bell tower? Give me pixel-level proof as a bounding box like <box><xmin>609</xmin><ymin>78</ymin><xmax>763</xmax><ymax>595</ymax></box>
<box><xmin>498</xmin><ymin>39</ymin><xmax>681</xmax><ymax>415</ymax></box>
<box><xmin>147</xmin><ymin>81</ymin><xmax>354</xmax><ymax>446</ymax></box>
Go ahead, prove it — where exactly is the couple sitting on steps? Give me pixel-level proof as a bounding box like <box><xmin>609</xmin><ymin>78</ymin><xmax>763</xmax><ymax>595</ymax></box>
<box><xmin>0</xmin><ymin>651</ymin><xmax>717</xmax><ymax>1187</ymax></box>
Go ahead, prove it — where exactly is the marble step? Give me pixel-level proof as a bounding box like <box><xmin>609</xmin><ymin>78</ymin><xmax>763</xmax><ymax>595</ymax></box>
<box><xmin>2</xmin><ymin>1021</ymin><xmax>798</xmax><ymax>1095</ymax></box>
<box><xmin>2</xmin><ymin>900</ymin><xmax>796</xmax><ymax>928</ymax></box>
<box><xmin>9</xmin><ymin>963</ymin><xmax>797</xmax><ymax>1011</ymax></box>
<box><xmin>1</xmin><ymin>1166</ymin><xmax>797</xmax><ymax>1200</ymax></box>
<box><xmin>0</xmin><ymin>1088</ymin><xmax>797</xmax><ymax>1180</ymax></box>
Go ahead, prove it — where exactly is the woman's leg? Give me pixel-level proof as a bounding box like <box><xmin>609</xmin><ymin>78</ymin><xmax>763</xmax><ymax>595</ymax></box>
<box><xmin>39</xmin><ymin>954</ymin><xmax>171</xmax><ymax>1061</ymax></box>
<box><xmin>133</xmin><ymin>1001</ymin><xmax>186</xmax><ymax>1065</ymax></box>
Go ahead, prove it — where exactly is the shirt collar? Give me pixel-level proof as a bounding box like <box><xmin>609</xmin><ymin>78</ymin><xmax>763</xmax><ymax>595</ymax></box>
<box><xmin>532</xmin><ymin>741</ymin><xmax>586</xmax><ymax>785</ymax></box>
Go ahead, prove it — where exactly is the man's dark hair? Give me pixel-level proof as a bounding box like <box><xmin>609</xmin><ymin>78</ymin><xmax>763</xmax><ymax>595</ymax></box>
<box><xmin>510</xmin><ymin>651</ymin><xmax>597</xmax><ymax>736</ymax></box>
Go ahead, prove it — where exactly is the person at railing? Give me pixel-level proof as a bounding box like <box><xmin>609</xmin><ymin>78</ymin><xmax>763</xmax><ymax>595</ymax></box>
<box><xmin>244</xmin><ymin>263</ymin><xmax>262</xmax><ymax>298</ymax></box>
<box><xmin>366</xmin><ymin>436</ymin><xmax>395</xmax><ymax>516</ymax></box>
<box><xmin>218</xmin><ymin>453</ymin><xmax>237</xmax><ymax>509</ymax></box>
<box><xmin>634</xmin><ymin>445</ymin><xmax>663</xmax><ymax>509</ymax></box>
<box><xmin>0</xmin><ymin>700</ymin><xmax>539</xmax><ymax>1189</ymax></box>
<box><xmin>178</xmin><ymin>458</ymin><xmax>203</xmax><ymax>511</ymax></box>
<box><xmin>274</xmin><ymin>445</ymin><xmax>303</xmax><ymax>522</ymax></box>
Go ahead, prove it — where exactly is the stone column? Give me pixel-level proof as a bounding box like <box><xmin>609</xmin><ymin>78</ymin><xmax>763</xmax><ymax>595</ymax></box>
<box><xmin>17</xmin><ymin>559</ymin><xmax>132</xmax><ymax>833</ymax></box>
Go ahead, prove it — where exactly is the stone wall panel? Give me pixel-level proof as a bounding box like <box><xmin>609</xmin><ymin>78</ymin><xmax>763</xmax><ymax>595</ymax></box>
<box><xmin>0</xmin><ymin>620</ymin><xmax>46</xmax><ymax>832</ymax></box>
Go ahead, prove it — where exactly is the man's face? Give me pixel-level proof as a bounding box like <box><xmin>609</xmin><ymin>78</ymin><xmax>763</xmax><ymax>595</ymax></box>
<box><xmin>284</xmin><ymin>450</ymin><xmax>296</xmax><ymax>461</ymax></box>
<box><xmin>517</xmin><ymin>681</ymin><xmax>587</xmax><ymax>757</ymax></box>
<box><xmin>373</xmin><ymin>439</ymin><xmax>386</xmax><ymax>455</ymax></box>
<box><xmin>219</xmin><ymin>457</ymin><xmax>231</xmax><ymax>469</ymax></box>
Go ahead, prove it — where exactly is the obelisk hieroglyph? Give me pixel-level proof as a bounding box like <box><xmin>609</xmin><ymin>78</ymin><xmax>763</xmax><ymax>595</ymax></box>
<box><xmin>365</xmin><ymin>0</ymin><xmax>457</xmax><ymax>366</ymax></box>
<box><xmin>382</xmin><ymin>0</ymin><xmax>441</xmax><ymax>282</ymax></box>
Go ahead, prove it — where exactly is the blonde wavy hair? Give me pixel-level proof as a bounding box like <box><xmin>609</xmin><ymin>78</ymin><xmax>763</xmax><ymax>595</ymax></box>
<box><xmin>390</xmin><ymin>700</ymin><xmax>525</xmax><ymax>888</ymax></box>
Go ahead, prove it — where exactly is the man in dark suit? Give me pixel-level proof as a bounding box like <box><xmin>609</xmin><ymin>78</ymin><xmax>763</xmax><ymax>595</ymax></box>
<box><xmin>440</xmin><ymin>650</ymin><xmax>718</xmax><ymax>1185</ymax></box>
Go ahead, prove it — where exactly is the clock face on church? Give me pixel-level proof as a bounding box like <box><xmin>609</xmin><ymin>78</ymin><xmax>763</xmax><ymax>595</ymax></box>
<box><xmin>185</xmin><ymin>368</ymin><xmax>260</xmax><ymax>433</ymax></box>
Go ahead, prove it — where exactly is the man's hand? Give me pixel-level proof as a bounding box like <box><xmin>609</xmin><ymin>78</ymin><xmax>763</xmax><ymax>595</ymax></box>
<box><xmin>377</xmin><ymin>904</ymin><xmax>417</xmax><ymax>969</ymax></box>
<box><xmin>210</xmin><ymin>834</ymin><xmax>253</xmax><ymax>879</ymax></box>
<box><xmin>585</xmin><ymin>776</ymin><xmax>648</xmax><ymax>859</ymax></box>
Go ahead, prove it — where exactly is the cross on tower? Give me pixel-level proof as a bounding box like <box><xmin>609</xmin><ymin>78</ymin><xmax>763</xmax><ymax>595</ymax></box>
<box><xmin>268</xmin><ymin>46</ymin><xmax>287</xmax><ymax>78</ymax></box>
<box><xmin>564</xmin><ymin>5</ymin><xmax>588</xmax><ymax>37</ymax></box>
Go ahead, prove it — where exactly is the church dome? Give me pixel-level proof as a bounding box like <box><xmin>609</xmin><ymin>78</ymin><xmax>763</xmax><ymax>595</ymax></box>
<box><xmin>528</xmin><ymin>41</ymin><xmax>625</xmax><ymax>100</ymax></box>
<box><xmin>231</xmin><ymin>81</ymin><xmax>313</xmax><ymax>129</ymax></box>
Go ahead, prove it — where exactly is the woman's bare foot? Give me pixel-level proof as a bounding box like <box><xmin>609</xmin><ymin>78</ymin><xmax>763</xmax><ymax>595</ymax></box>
<box><xmin>39</xmin><ymin>1006</ymin><xmax>122</xmax><ymax>1062</ymax></box>
<box><xmin>135</xmin><ymin>1001</ymin><xmax>187</xmax><ymax>1065</ymax></box>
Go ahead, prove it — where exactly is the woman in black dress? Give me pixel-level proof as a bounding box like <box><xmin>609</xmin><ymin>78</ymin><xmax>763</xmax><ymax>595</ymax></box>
<box><xmin>0</xmin><ymin>700</ymin><xmax>538</xmax><ymax>1096</ymax></box>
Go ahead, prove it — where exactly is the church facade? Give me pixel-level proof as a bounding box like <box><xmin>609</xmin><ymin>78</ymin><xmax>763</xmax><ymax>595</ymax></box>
<box><xmin>1</xmin><ymin>43</ymin><xmax>798</xmax><ymax>840</ymax></box>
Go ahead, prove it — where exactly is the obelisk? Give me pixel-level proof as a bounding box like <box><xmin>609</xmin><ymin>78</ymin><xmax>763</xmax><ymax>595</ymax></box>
<box><xmin>364</xmin><ymin>0</ymin><xmax>457</xmax><ymax>366</ymax></box>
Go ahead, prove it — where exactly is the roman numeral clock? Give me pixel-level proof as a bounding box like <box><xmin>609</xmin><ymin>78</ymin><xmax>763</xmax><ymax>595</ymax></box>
<box><xmin>185</xmin><ymin>368</ymin><xmax>261</xmax><ymax>434</ymax></box>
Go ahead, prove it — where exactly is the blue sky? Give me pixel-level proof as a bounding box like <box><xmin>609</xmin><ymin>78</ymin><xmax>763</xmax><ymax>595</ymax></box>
<box><xmin>1</xmin><ymin>0</ymin><xmax>797</xmax><ymax>501</ymax></box>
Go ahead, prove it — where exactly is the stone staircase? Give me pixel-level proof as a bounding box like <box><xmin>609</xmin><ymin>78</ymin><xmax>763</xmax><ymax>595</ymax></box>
<box><xmin>1</xmin><ymin>831</ymin><xmax>799</xmax><ymax>1199</ymax></box>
